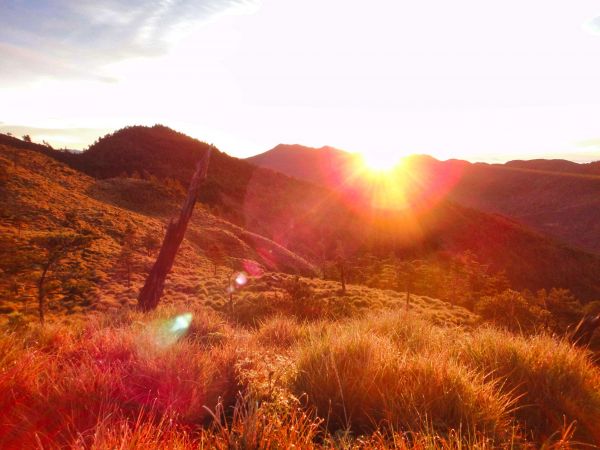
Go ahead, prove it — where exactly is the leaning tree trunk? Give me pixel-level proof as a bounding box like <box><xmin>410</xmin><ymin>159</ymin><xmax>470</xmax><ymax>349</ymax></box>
<box><xmin>137</xmin><ymin>150</ymin><xmax>211</xmax><ymax>311</ymax></box>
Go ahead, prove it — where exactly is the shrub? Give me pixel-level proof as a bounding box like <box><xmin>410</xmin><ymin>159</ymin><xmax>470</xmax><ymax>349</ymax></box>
<box><xmin>230</xmin><ymin>292</ymin><xmax>280</xmax><ymax>326</ymax></box>
<box><xmin>475</xmin><ymin>289</ymin><xmax>549</xmax><ymax>333</ymax></box>
<box><xmin>537</xmin><ymin>288</ymin><xmax>583</xmax><ymax>333</ymax></box>
<box><xmin>255</xmin><ymin>315</ymin><xmax>306</xmax><ymax>349</ymax></box>
<box><xmin>282</xmin><ymin>276</ymin><xmax>323</xmax><ymax>319</ymax></box>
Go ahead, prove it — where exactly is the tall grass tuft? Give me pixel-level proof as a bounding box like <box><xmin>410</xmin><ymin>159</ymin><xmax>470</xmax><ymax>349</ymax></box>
<box><xmin>293</xmin><ymin>325</ymin><xmax>513</xmax><ymax>441</ymax></box>
<box><xmin>458</xmin><ymin>327</ymin><xmax>600</xmax><ymax>444</ymax></box>
<box><xmin>255</xmin><ymin>315</ymin><xmax>308</xmax><ymax>349</ymax></box>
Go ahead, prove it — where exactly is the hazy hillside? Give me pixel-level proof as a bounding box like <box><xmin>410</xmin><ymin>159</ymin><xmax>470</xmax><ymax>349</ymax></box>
<box><xmin>505</xmin><ymin>158</ymin><xmax>600</xmax><ymax>176</ymax></box>
<box><xmin>247</xmin><ymin>143</ymin><xmax>356</xmax><ymax>186</ymax></box>
<box><xmin>248</xmin><ymin>144</ymin><xmax>600</xmax><ymax>255</ymax></box>
<box><xmin>451</xmin><ymin>163</ymin><xmax>600</xmax><ymax>254</ymax></box>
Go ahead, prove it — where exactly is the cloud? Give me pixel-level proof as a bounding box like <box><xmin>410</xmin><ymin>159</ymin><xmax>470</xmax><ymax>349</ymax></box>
<box><xmin>576</xmin><ymin>137</ymin><xmax>600</xmax><ymax>149</ymax></box>
<box><xmin>0</xmin><ymin>0</ymin><xmax>256</xmax><ymax>83</ymax></box>
<box><xmin>582</xmin><ymin>16</ymin><xmax>600</xmax><ymax>36</ymax></box>
<box><xmin>0</xmin><ymin>42</ymin><xmax>118</xmax><ymax>83</ymax></box>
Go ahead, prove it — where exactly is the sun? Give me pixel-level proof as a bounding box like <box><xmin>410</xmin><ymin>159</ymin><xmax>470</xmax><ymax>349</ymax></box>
<box><xmin>360</xmin><ymin>150</ymin><xmax>402</xmax><ymax>172</ymax></box>
<box><xmin>348</xmin><ymin>150</ymin><xmax>413</xmax><ymax>211</ymax></box>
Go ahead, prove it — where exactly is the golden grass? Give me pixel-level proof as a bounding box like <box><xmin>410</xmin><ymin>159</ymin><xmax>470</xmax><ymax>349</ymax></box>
<box><xmin>0</xmin><ymin>145</ymin><xmax>315</xmax><ymax>323</ymax></box>
<box><xmin>0</xmin><ymin>306</ymin><xmax>241</xmax><ymax>448</ymax></box>
<box><xmin>293</xmin><ymin>324</ymin><xmax>513</xmax><ymax>439</ymax></box>
<box><xmin>458</xmin><ymin>328</ymin><xmax>600</xmax><ymax>444</ymax></box>
<box><xmin>1</xmin><ymin>306</ymin><xmax>598</xmax><ymax>448</ymax></box>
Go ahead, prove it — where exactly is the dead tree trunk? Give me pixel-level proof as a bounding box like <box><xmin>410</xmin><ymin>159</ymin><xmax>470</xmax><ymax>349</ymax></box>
<box><xmin>137</xmin><ymin>150</ymin><xmax>211</xmax><ymax>311</ymax></box>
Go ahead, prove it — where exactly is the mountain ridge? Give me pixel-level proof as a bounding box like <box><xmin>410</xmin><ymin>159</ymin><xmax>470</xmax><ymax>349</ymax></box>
<box><xmin>247</xmin><ymin>143</ymin><xmax>600</xmax><ymax>255</ymax></box>
<box><xmin>4</xmin><ymin>127</ymin><xmax>600</xmax><ymax>300</ymax></box>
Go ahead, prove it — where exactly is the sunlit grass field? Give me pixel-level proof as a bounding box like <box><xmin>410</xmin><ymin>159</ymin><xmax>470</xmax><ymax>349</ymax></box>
<box><xmin>2</xmin><ymin>304</ymin><xmax>599</xmax><ymax>448</ymax></box>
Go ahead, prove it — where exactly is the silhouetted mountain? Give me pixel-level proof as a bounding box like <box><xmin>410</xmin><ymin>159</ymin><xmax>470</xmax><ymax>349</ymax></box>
<box><xmin>505</xmin><ymin>158</ymin><xmax>600</xmax><ymax>176</ymax></box>
<box><xmin>248</xmin><ymin>144</ymin><xmax>356</xmax><ymax>186</ymax></box>
<box><xmin>248</xmin><ymin>145</ymin><xmax>600</xmax><ymax>255</ymax></box>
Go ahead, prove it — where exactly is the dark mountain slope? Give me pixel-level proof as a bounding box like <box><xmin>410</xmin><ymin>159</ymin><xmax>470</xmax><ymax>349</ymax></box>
<box><xmin>505</xmin><ymin>158</ymin><xmax>600</xmax><ymax>176</ymax></box>
<box><xmin>450</xmin><ymin>163</ymin><xmax>600</xmax><ymax>253</ymax></box>
<box><xmin>247</xmin><ymin>144</ymin><xmax>355</xmax><ymax>186</ymax></box>
<box><xmin>247</xmin><ymin>144</ymin><xmax>600</xmax><ymax>254</ymax></box>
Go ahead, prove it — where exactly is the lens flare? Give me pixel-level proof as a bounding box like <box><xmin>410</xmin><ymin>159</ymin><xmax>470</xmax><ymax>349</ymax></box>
<box><xmin>235</xmin><ymin>272</ymin><xmax>248</xmax><ymax>286</ymax></box>
<box><xmin>170</xmin><ymin>313</ymin><xmax>193</xmax><ymax>333</ymax></box>
<box><xmin>152</xmin><ymin>313</ymin><xmax>193</xmax><ymax>347</ymax></box>
<box><xmin>582</xmin><ymin>16</ymin><xmax>600</xmax><ymax>36</ymax></box>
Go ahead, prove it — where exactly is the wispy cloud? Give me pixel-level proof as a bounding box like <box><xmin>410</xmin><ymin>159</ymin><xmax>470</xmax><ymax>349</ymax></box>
<box><xmin>0</xmin><ymin>0</ymin><xmax>255</xmax><ymax>83</ymax></box>
<box><xmin>0</xmin><ymin>42</ymin><xmax>118</xmax><ymax>83</ymax></box>
<box><xmin>582</xmin><ymin>16</ymin><xmax>600</xmax><ymax>36</ymax></box>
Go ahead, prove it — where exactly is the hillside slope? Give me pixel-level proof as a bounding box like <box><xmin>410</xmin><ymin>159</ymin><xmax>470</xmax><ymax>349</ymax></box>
<box><xmin>0</xmin><ymin>144</ymin><xmax>318</xmax><ymax>321</ymax></box>
<box><xmin>450</xmin><ymin>163</ymin><xmax>600</xmax><ymax>253</ymax></box>
<box><xmin>6</xmin><ymin>128</ymin><xmax>600</xmax><ymax>300</ymax></box>
<box><xmin>505</xmin><ymin>158</ymin><xmax>600</xmax><ymax>176</ymax></box>
<box><xmin>247</xmin><ymin>144</ymin><xmax>355</xmax><ymax>186</ymax></box>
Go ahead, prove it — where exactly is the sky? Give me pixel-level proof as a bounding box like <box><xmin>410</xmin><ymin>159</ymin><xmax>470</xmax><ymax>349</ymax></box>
<box><xmin>1</xmin><ymin>0</ymin><xmax>600</xmax><ymax>163</ymax></box>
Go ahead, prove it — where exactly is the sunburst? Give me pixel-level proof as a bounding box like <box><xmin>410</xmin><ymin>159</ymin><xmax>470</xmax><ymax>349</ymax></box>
<box><xmin>360</xmin><ymin>150</ymin><xmax>403</xmax><ymax>172</ymax></box>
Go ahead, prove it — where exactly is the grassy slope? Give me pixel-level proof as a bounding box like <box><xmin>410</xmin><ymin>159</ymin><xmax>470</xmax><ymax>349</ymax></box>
<box><xmin>1</xmin><ymin>144</ymin><xmax>475</xmax><ymax>327</ymax></box>
<box><xmin>0</xmin><ymin>145</ymin><xmax>318</xmax><ymax>321</ymax></box>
